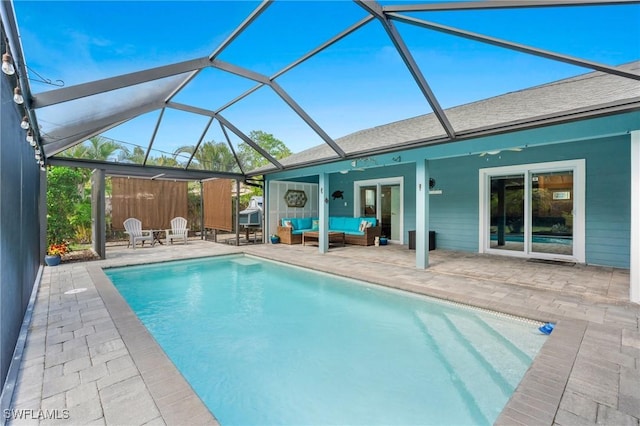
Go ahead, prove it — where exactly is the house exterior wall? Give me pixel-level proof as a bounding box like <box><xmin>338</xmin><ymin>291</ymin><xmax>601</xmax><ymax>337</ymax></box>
<box><xmin>265</xmin><ymin>113</ymin><xmax>636</xmax><ymax>269</ymax></box>
<box><xmin>424</xmin><ymin>135</ymin><xmax>630</xmax><ymax>267</ymax></box>
<box><xmin>0</xmin><ymin>72</ymin><xmax>42</xmax><ymax>393</ymax></box>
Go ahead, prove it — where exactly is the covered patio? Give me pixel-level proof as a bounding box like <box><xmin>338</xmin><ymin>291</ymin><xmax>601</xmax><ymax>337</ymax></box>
<box><xmin>7</xmin><ymin>242</ymin><xmax>639</xmax><ymax>424</ymax></box>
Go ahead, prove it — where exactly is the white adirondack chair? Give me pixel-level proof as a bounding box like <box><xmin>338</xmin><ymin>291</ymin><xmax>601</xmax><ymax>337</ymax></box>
<box><xmin>165</xmin><ymin>217</ymin><xmax>188</xmax><ymax>245</ymax></box>
<box><xmin>123</xmin><ymin>218</ymin><xmax>154</xmax><ymax>249</ymax></box>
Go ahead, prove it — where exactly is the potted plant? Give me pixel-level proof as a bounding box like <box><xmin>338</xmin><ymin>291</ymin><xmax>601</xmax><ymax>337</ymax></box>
<box><xmin>270</xmin><ymin>234</ymin><xmax>280</xmax><ymax>244</ymax></box>
<box><xmin>45</xmin><ymin>242</ymin><xmax>68</xmax><ymax>266</ymax></box>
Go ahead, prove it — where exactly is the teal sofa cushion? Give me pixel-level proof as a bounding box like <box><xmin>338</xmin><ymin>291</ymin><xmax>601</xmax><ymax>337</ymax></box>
<box><xmin>281</xmin><ymin>216</ymin><xmax>375</xmax><ymax>235</ymax></box>
<box><xmin>298</xmin><ymin>217</ymin><xmax>312</xmax><ymax>230</ymax></box>
<box><xmin>343</xmin><ymin>217</ymin><xmax>362</xmax><ymax>232</ymax></box>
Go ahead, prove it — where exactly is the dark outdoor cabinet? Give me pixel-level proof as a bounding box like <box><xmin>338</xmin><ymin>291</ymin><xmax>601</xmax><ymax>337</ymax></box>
<box><xmin>408</xmin><ymin>230</ymin><xmax>435</xmax><ymax>251</ymax></box>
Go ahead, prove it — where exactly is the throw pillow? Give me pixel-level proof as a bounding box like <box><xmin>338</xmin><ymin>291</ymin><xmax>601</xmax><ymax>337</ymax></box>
<box><xmin>284</xmin><ymin>220</ymin><xmax>294</xmax><ymax>230</ymax></box>
<box><xmin>359</xmin><ymin>220</ymin><xmax>372</xmax><ymax>232</ymax></box>
<box><xmin>312</xmin><ymin>219</ymin><xmax>319</xmax><ymax>230</ymax></box>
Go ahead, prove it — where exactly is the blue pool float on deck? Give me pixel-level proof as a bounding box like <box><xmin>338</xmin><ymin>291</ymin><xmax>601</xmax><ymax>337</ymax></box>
<box><xmin>538</xmin><ymin>322</ymin><xmax>555</xmax><ymax>335</ymax></box>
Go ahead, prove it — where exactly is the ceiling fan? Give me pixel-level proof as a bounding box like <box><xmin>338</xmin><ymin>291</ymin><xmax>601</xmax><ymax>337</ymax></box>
<box><xmin>479</xmin><ymin>147</ymin><xmax>523</xmax><ymax>157</ymax></box>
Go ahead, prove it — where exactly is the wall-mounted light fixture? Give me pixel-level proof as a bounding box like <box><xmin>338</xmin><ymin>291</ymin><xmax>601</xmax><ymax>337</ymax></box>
<box><xmin>392</xmin><ymin>155</ymin><xmax>401</xmax><ymax>162</ymax></box>
<box><xmin>2</xmin><ymin>51</ymin><xmax>15</xmax><ymax>75</ymax></box>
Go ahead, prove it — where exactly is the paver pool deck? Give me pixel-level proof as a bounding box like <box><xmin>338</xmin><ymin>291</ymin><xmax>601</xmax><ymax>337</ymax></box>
<box><xmin>5</xmin><ymin>240</ymin><xmax>639</xmax><ymax>425</ymax></box>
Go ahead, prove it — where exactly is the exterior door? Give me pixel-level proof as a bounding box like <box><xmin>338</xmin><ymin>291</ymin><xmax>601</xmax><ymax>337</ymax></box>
<box><xmin>480</xmin><ymin>160</ymin><xmax>585</xmax><ymax>262</ymax></box>
<box><xmin>355</xmin><ymin>177</ymin><xmax>404</xmax><ymax>243</ymax></box>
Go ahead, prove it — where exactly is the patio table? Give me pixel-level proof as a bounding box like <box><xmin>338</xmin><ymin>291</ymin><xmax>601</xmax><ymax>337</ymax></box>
<box><xmin>151</xmin><ymin>230</ymin><xmax>165</xmax><ymax>245</ymax></box>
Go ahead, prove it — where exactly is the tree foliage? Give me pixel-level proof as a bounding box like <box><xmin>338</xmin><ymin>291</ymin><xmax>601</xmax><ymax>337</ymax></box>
<box><xmin>47</xmin><ymin>166</ymin><xmax>85</xmax><ymax>245</ymax></box>
<box><xmin>239</xmin><ymin>130</ymin><xmax>292</xmax><ymax>171</ymax></box>
<box><xmin>174</xmin><ymin>141</ymin><xmax>238</xmax><ymax>172</ymax></box>
<box><xmin>47</xmin><ymin>131</ymin><xmax>292</xmax><ymax>243</ymax></box>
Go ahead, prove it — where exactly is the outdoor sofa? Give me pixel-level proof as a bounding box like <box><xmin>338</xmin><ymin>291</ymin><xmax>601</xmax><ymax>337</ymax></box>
<box><xmin>277</xmin><ymin>216</ymin><xmax>381</xmax><ymax>246</ymax></box>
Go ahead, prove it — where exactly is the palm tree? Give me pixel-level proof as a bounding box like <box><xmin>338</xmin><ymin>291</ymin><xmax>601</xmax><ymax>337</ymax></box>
<box><xmin>117</xmin><ymin>146</ymin><xmax>146</xmax><ymax>164</ymax></box>
<box><xmin>61</xmin><ymin>136</ymin><xmax>128</xmax><ymax>161</ymax></box>
<box><xmin>174</xmin><ymin>141</ymin><xmax>238</xmax><ymax>172</ymax></box>
<box><xmin>149</xmin><ymin>154</ymin><xmax>180</xmax><ymax>167</ymax></box>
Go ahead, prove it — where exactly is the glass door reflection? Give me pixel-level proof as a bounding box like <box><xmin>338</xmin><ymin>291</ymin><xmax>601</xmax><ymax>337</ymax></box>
<box><xmin>490</xmin><ymin>175</ymin><xmax>525</xmax><ymax>252</ymax></box>
<box><xmin>530</xmin><ymin>171</ymin><xmax>574</xmax><ymax>256</ymax></box>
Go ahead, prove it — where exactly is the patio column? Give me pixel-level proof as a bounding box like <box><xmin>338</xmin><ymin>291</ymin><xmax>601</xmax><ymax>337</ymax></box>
<box><xmin>199</xmin><ymin>181</ymin><xmax>204</xmax><ymax>240</ymax></box>
<box><xmin>631</xmin><ymin>130</ymin><xmax>640</xmax><ymax>304</ymax></box>
<box><xmin>318</xmin><ymin>172</ymin><xmax>329</xmax><ymax>253</ymax></box>
<box><xmin>416</xmin><ymin>159</ymin><xmax>430</xmax><ymax>269</ymax></box>
<box><xmin>91</xmin><ymin>169</ymin><xmax>106</xmax><ymax>259</ymax></box>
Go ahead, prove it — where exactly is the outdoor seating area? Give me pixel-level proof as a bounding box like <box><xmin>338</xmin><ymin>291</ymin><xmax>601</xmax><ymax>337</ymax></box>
<box><xmin>277</xmin><ymin>216</ymin><xmax>381</xmax><ymax>246</ymax></box>
<box><xmin>123</xmin><ymin>216</ymin><xmax>188</xmax><ymax>248</ymax></box>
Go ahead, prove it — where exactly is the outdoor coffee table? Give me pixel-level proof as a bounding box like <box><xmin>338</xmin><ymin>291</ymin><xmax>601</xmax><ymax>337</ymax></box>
<box><xmin>302</xmin><ymin>231</ymin><xmax>345</xmax><ymax>248</ymax></box>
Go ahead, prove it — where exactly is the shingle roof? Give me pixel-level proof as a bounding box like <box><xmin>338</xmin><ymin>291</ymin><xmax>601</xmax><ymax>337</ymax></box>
<box><xmin>255</xmin><ymin>61</ymin><xmax>640</xmax><ymax>173</ymax></box>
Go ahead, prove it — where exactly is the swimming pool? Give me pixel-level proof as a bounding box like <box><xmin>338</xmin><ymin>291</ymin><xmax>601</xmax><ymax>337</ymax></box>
<box><xmin>105</xmin><ymin>255</ymin><xmax>546</xmax><ymax>425</ymax></box>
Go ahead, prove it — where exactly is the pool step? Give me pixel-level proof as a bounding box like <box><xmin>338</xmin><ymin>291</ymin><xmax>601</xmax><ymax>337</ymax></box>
<box><xmin>442</xmin><ymin>312</ymin><xmax>534</xmax><ymax>389</ymax></box>
<box><xmin>415</xmin><ymin>310</ymin><xmax>519</xmax><ymax>424</ymax></box>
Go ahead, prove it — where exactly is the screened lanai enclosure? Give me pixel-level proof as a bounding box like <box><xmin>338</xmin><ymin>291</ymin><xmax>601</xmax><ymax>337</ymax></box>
<box><xmin>4</xmin><ymin>0</ymin><xmax>639</xmax><ymax>179</ymax></box>
<box><xmin>1</xmin><ymin>0</ymin><xmax>639</xmax><ymax>407</ymax></box>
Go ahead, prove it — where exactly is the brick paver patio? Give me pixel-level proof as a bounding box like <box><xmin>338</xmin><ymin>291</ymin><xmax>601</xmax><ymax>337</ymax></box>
<box><xmin>5</xmin><ymin>240</ymin><xmax>639</xmax><ymax>425</ymax></box>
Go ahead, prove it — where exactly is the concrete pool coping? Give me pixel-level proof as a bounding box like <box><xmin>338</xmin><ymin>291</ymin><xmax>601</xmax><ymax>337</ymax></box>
<box><xmin>5</xmin><ymin>241</ymin><xmax>639</xmax><ymax>425</ymax></box>
<box><xmin>88</xmin><ymin>265</ymin><xmax>218</xmax><ymax>425</ymax></box>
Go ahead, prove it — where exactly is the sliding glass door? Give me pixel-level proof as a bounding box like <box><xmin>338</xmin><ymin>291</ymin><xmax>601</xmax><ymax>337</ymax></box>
<box><xmin>480</xmin><ymin>160</ymin><xmax>584</xmax><ymax>262</ymax></box>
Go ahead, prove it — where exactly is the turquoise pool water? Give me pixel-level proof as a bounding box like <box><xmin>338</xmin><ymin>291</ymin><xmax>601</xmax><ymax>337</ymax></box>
<box><xmin>105</xmin><ymin>255</ymin><xmax>546</xmax><ymax>426</ymax></box>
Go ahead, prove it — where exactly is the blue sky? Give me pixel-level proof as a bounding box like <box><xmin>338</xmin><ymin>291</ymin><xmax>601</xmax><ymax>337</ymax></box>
<box><xmin>14</xmin><ymin>1</ymin><xmax>640</xmax><ymax>159</ymax></box>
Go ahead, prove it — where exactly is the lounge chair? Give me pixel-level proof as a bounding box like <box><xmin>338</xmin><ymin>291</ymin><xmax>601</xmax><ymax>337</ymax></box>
<box><xmin>123</xmin><ymin>218</ymin><xmax>154</xmax><ymax>249</ymax></box>
<box><xmin>165</xmin><ymin>216</ymin><xmax>188</xmax><ymax>245</ymax></box>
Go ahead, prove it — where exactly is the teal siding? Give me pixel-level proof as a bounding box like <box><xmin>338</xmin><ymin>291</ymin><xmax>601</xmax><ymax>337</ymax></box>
<box><xmin>583</xmin><ymin>136</ymin><xmax>630</xmax><ymax>268</ymax></box>
<box><xmin>429</xmin><ymin>158</ymin><xmax>479</xmax><ymax>251</ymax></box>
<box><xmin>267</xmin><ymin>130</ymin><xmax>632</xmax><ymax>268</ymax></box>
<box><xmin>424</xmin><ymin>135</ymin><xmax>630</xmax><ymax>267</ymax></box>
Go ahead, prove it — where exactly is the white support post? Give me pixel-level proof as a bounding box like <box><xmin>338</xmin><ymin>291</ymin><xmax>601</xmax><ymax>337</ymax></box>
<box><xmin>416</xmin><ymin>159</ymin><xmax>430</xmax><ymax>269</ymax></box>
<box><xmin>631</xmin><ymin>131</ymin><xmax>640</xmax><ymax>304</ymax></box>
<box><xmin>318</xmin><ymin>172</ymin><xmax>329</xmax><ymax>253</ymax></box>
